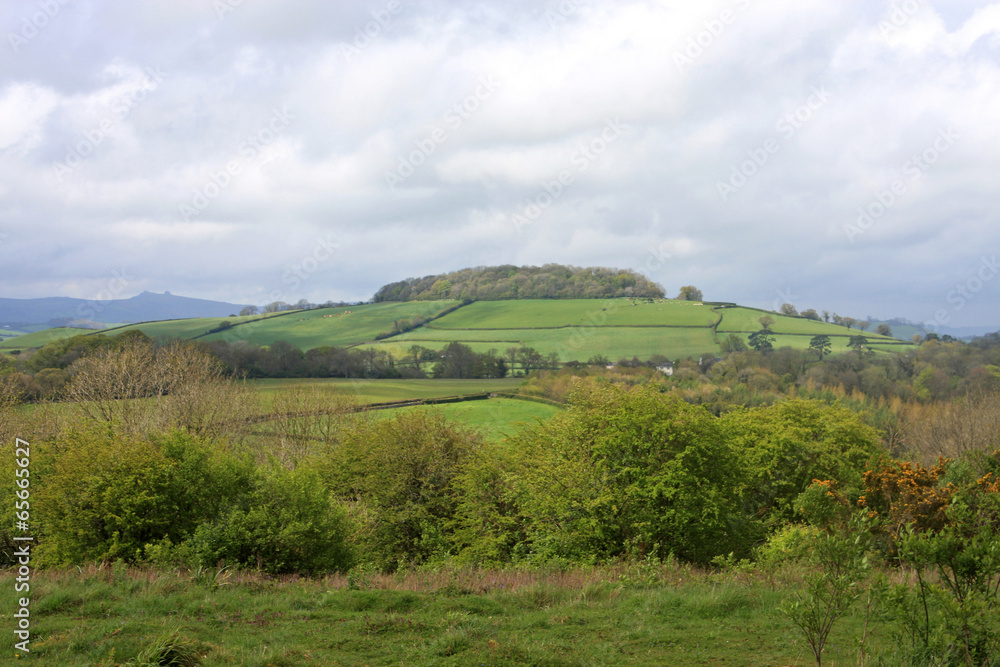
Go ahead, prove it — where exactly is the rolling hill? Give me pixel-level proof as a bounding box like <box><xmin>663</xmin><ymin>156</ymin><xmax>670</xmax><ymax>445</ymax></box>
<box><xmin>3</xmin><ymin>297</ymin><xmax>911</xmax><ymax>361</ymax></box>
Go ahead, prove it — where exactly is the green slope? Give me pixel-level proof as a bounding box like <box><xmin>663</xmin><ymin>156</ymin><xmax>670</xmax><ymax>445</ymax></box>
<box><xmin>200</xmin><ymin>301</ymin><xmax>458</xmax><ymax>348</ymax></box>
<box><xmin>430</xmin><ymin>298</ymin><xmax>717</xmax><ymax>328</ymax></box>
<box><xmin>0</xmin><ymin>327</ymin><xmax>98</xmax><ymax>349</ymax></box>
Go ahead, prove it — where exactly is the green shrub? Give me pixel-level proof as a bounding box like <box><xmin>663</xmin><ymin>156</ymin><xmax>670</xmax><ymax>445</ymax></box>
<box><xmin>192</xmin><ymin>465</ymin><xmax>353</xmax><ymax>575</ymax></box>
<box><xmin>34</xmin><ymin>429</ymin><xmax>252</xmax><ymax>566</ymax></box>
<box><xmin>507</xmin><ymin>382</ymin><xmax>753</xmax><ymax>565</ymax></box>
<box><xmin>321</xmin><ymin>410</ymin><xmax>481</xmax><ymax>571</ymax></box>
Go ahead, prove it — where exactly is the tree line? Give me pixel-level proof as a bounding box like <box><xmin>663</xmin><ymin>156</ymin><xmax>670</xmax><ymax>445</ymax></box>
<box><xmin>372</xmin><ymin>264</ymin><xmax>666</xmax><ymax>302</ymax></box>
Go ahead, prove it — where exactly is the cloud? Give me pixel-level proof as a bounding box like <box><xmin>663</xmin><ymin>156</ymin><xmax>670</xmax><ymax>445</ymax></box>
<box><xmin>1</xmin><ymin>0</ymin><xmax>999</xmax><ymax>327</ymax></box>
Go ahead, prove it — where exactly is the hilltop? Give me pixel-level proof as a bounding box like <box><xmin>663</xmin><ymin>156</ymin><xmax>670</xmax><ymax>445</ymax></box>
<box><xmin>372</xmin><ymin>264</ymin><xmax>665</xmax><ymax>302</ymax></box>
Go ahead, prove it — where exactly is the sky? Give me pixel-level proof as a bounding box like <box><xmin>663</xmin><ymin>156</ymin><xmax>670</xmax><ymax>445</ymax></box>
<box><xmin>1</xmin><ymin>0</ymin><xmax>999</xmax><ymax>328</ymax></box>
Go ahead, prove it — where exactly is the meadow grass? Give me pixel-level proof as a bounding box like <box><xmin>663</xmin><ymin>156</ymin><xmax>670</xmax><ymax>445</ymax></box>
<box><xmin>199</xmin><ymin>301</ymin><xmax>458</xmax><ymax>348</ymax></box>
<box><xmin>0</xmin><ymin>327</ymin><xmax>97</xmax><ymax>350</ymax></box>
<box><xmin>0</xmin><ymin>564</ymin><xmax>885</xmax><ymax>666</ymax></box>
<box><xmin>253</xmin><ymin>378</ymin><xmax>523</xmax><ymax>404</ymax></box>
<box><xmin>430</xmin><ymin>298</ymin><xmax>719</xmax><ymax>329</ymax></box>
<box><xmin>367</xmin><ymin>327</ymin><xmax>721</xmax><ymax>362</ymax></box>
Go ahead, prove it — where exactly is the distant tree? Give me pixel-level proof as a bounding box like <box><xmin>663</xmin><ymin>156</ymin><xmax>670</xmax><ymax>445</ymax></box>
<box><xmin>800</xmin><ymin>308</ymin><xmax>820</xmax><ymax>321</ymax></box>
<box><xmin>809</xmin><ymin>335</ymin><xmax>832</xmax><ymax>360</ymax></box>
<box><xmin>848</xmin><ymin>335</ymin><xmax>869</xmax><ymax>351</ymax></box>
<box><xmin>842</xmin><ymin>317</ymin><xmax>857</xmax><ymax>330</ymax></box>
<box><xmin>780</xmin><ymin>303</ymin><xmax>798</xmax><ymax>317</ymax></box>
<box><xmin>875</xmin><ymin>323</ymin><xmax>892</xmax><ymax>337</ymax></box>
<box><xmin>941</xmin><ymin>334</ymin><xmax>957</xmax><ymax>343</ymax></box>
<box><xmin>433</xmin><ymin>342</ymin><xmax>479</xmax><ymax>378</ymax></box>
<box><xmin>748</xmin><ymin>329</ymin><xmax>775</xmax><ymax>353</ymax></box>
<box><xmin>857</xmin><ymin>320</ymin><xmax>870</xmax><ymax>332</ymax></box>
<box><xmin>263</xmin><ymin>301</ymin><xmax>288</xmax><ymax>313</ymax></box>
<box><xmin>587</xmin><ymin>354</ymin><xmax>611</xmax><ymax>367</ymax></box>
<box><xmin>912</xmin><ymin>334</ymin><xmax>924</xmax><ymax>344</ymax></box>
<box><xmin>295</xmin><ymin>298</ymin><xmax>312</xmax><ymax>310</ymax></box>
<box><xmin>405</xmin><ymin>345</ymin><xmax>437</xmax><ymax>373</ymax></box>
<box><xmin>677</xmin><ymin>286</ymin><xmax>703</xmax><ymax>301</ymax></box>
<box><xmin>720</xmin><ymin>333</ymin><xmax>748</xmax><ymax>353</ymax></box>
<box><xmin>822</xmin><ymin>310</ymin><xmax>830</xmax><ymax>323</ymax></box>
<box><xmin>239</xmin><ymin>305</ymin><xmax>258</xmax><ymax>316</ymax></box>
<box><xmin>758</xmin><ymin>315</ymin><xmax>775</xmax><ymax>330</ymax></box>
<box><xmin>924</xmin><ymin>332</ymin><xmax>940</xmax><ymax>342</ymax></box>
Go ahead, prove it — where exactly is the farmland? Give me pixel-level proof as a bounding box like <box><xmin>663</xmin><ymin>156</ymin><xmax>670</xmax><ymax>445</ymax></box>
<box><xmin>0</xmin><ymin>298</ymin><xmax>910</xmax><ymax>363</ymax></box>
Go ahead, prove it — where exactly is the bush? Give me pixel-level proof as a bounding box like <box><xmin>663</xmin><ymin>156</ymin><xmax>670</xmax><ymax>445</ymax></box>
<box><xmin>192</xmin><ymin>465</ymin><xmax>353</xmax><ymax>575</ymax></box>
<box><xmin>507</xmin><ymin>382</ymin><xmax>753</xmax><ymax>565</ymax></box>
<box><xmin>322</xmin><ymin>410</ymin><xmax>481</xmax><ymax>571</ymax></box>
<box><xmin>33</xmin><ymin>429</ymin><xmax>252</xmax><ymax>566</ymax></box>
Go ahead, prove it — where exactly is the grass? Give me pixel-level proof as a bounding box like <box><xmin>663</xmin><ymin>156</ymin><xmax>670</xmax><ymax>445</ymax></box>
<box><xmin>0</xmin><ymin>564</ymin><xmax>884</xmax><ymax>666</ymax></box>
<box><xmin>200</xmin><ymin>301</ymin><xmax>459</xmax><ymax>348</ymax></box>
<box><xmin>399</xmin><ymin>398</ymin><xmax>560</xmax><ymax>440</ymax></box>
<box><xmin>430</xmin><ymin>298</ymin><xmax>719</xmax><ymax>329</ymax></box>
<box><xmin>253</xmin><ymin>378</ymin><xmax>523</xmax><ymax>404</ymax></box>
<box><xmin>368</xmin><ymin>327</ymin><xmax>721</xmax><ymax>363</ymax></box>
<box><xmin>0</xmin><ymin>327</ymin><xmax>98</xmax><ymax>349</ymax></box>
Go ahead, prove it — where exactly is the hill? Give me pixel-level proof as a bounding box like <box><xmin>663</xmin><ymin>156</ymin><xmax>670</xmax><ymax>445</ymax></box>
<box><xmin>373</xmin><ymin>264</ymin><xmax>665</xmax><ymax>302</ymax></box>
<box><xmin>0</xmin><ymin>291</ymin><xmax>249</xmax><ymax>328</ymax></box>
<box><xmin>12</xmin><ymin>298</ymin><xmax>908</xmax><ymax>363</ymax></box>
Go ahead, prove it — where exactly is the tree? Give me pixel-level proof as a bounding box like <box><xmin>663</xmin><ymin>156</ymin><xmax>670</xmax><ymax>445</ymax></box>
<box><xmin>856</xmin><ymin>320</ymin><xmax>870</xmax><ymax>332</ymax></box>
<box><xmin>842</xmin><ymin>317</ymin><xmax>857</xmax><ymax>330</ymax></box>
<box><xmin>875</xmin><ymin>323</ymin><xmax>892</xmax><ymax>337</ymax></box>
<box><xmin>801</xmin><ymin>309</ymin><xmax>820</xmax><ymax>321</ymax></box>
<box><xmin>748</xmin><ymin>329</ymin><xmax>775</xmax><ymax>353</ymax></box>
<box><xmin>721</xmin><ymin>333</ymin><xmax>748</xmax><ymax>353</ymax></box>
<box><xmin>809</xmin><ymin>335</ymin><xmax>832</xmax><ymax>360</ymax></box>
<box><xmin>780</xmin><ymin>303</ymin><xmax>798</xmax><ymax>317</ymax></box>
<box><xmin>848</xmin><ymin>335</ymin><xmax>869</xmax><ymax>352</ymax></box>
<box><xmin>239</xmin><ymin>305</ymin><xmax>258</xmax><ymax>316</ymax></box>
<box><xmin>677</xmin><ymin>285</ymin><xmax>703</xmax><ymax>301</ymax></box>
<box><xmin>822</xmin><ymin>310</ymin><xmax>830</xmax><ymax>323</ymax></box>
<box><xmin>263</xmin><ymin>301</ymin><xmax>288</xmax><ymax>313</ymax></box>
<box><xmin>758</xmin><ymin>315</ymin><xmax>775</xmax><ymax>330</ymax></box>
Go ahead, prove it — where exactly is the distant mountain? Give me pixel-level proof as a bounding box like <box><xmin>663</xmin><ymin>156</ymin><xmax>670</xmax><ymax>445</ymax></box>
<box><xmin>0</xmin><ymin>291</ymin><xmax>249</xmax><ymax>329</ymax></box>
<box><xmin>374</xmin><ymin>264</ymin><xmax>666</xmax><ymax>302</ymax></box>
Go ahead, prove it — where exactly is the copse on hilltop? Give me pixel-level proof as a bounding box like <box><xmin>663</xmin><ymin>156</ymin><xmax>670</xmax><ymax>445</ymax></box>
<box><xmin>372</xmin><ymin>264</ymin><xmax>666</xmax><ymax>302</ymax></box>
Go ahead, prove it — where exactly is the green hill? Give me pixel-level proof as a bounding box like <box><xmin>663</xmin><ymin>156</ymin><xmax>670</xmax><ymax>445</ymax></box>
<box><xmin>6</xmin><ymin>298</ymin><xmax>912</xmax><ymax>362</ymax></box>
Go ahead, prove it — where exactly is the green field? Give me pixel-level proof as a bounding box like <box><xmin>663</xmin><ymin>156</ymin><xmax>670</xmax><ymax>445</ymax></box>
<box><xmin>429</xmin><ymin>298</ymin><xmax>719</xmax><ymax>329</ymax></box>
<box><xmin>200</xmin><ymin>301</ymin><xmax>459</xmax><ymax>348</ymax></box>
<box><xmin>400</xmin><ymin>397</ymin><xmax>560</xmax><ymax>440</ymax></box>
<box><xmin>103</xmin><ymin>312</ymin><xmax>291</xmax><ymax>341</ymax></box>
<box><xmin>0</xmin><ymin>565</ymin><xmax>869</xmax><ymax>666</ymax></box>
<box><xmin>716</xmin><ymin>307</ymin><xmax>894</xmax><ymax>338</ymax></box>
<box><xmin>0</xmin><ymin>326</ymin><xmax>98</xmax><ymax>349</ymax></box>
<box><xmin>372</xmin><ymin>326</ymin><xmax>718</xmax><ymax>362</ymax></box>
<box><xmin>253</xmin><ymin>377</ymin><xmax>523</xmax><ymax>403</ymax></box>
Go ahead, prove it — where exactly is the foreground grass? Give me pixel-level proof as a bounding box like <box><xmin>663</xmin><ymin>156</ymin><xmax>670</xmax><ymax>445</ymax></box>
<box><xmin>0</xmin><ymin>564</ymin><xmax>884</xmax><ymax>666</ymax></box>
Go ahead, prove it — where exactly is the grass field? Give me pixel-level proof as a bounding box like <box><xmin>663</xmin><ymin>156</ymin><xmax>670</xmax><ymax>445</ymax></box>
<box><xmin>0</xmin><ymin>564</ymin><xmax>881</xmax><ymax>666</ymax></box>
<box><xmin>0</xmin><ymin>326</ymin><xmax>98</xmax><ymax>350</ymax></box>
<box><xmin>400</xmin><ymin>398</ymin><xmax>560</xmax><ymax>440</ymax></box>
<box><xmin>103</xmin><ymin>312</ymin><xmax>292</xmax><ymax>341</ymax></box>
<box><xmin>200</xmin><ymin>301</ymin><xmax>459</xmax><ymax>348</ymax></box>
<box><xmin>716</xmin><ymin>307</ymin><xmax>895</xmax><ymax>338</ymax></box>
<box><xmin>429</xmin><ymin>298</ymin><xmax>719</xmax><ymax>329</ymax></box>
<box><xmin>253</xmin><ymin>378</ymin><xmax>523</xmax><ymax>404</ymax></box>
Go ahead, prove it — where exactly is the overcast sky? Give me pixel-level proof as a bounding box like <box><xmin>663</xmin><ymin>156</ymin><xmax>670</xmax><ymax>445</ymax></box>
<box><xmin>1</xmin><ymin>0</ymin><xmax>998</xmax><ymax>327</ymax></box>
